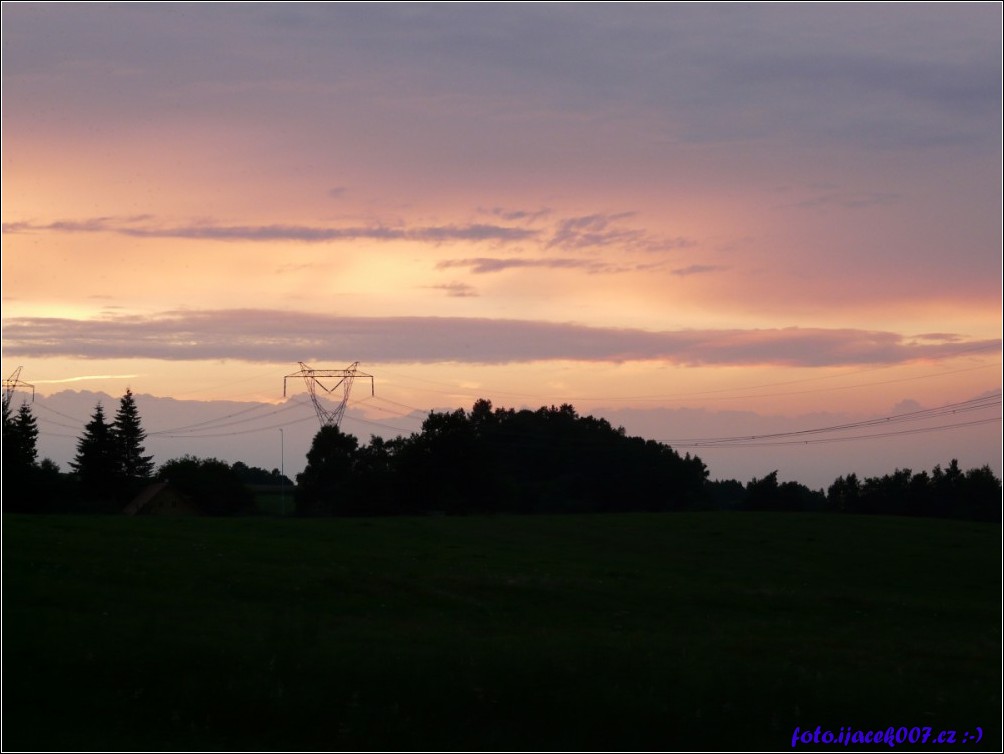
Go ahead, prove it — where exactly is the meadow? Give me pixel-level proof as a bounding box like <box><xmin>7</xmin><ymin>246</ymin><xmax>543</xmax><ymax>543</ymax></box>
<box><xmin>3</xmin><ymin>512</ymin><xmax>998</xmax><ymax>751</ymax></box>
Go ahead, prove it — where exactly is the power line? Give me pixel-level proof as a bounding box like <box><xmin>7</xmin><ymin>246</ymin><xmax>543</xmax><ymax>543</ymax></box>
<box><xmin>341</xmin><ymin>392</ymin><xmax>1002</xmax><ymax>450</ymax></box>
<box><xmin>675</xmin><ymin>417</ymin><xmax>1001</xmax><ymax>448</ymax></box>
<box><xmin>155</xmin><ymin>411</ymin><xmax>319</xmax><ymax>439</ymax></box>
<box><xmin>663</xmin><ymin>395</ymin><xmax>1001</xmax><ymax>448</ymax></box>
<box><xmin>369</xmin><ymin>395</ymin><xmax>430</xmax><ymax>416</ymax></box>
<box><xmin>670</xmin><ymin>394</ymin><xmax>1000</xmax><ymax>444</ymax></box>
<box><xmin>36</xmin><ymin>430</ymin><xmax>80</xmax><ymax>439</ymax></box>
<box><xmin>341</xmin><ymin>414</ymin><xmax>417</xmax><ymax>435</ymax></box>
<box><xmin>147</xmin><ymin>400</ymin><xmax>304</xmax><ymax>435</ymax></box>
<box><xmin>34</xmin><ymin>415</ymin><xmax>84</xmax><ymax>433</ymax></box>
<box><xmin>31</xmin><ymin>395</ymin><xmax>317</xmax><ymax>439</ymax></box>
<box><xmin>33</xmin><ymin>402</ymin><xmax>89</xmax><ymax>426</ymax></box>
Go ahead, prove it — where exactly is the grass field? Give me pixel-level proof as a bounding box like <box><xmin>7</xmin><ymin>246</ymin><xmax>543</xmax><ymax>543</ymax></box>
<box><xmin>251</xmin><ymin>488</ymin><xmax>295</xmax><ymax>517</ymax></box>
<box><xmin>3</xmin><ymin>512</ymin><xmax>999</xmax><ymax>751</ymax></box>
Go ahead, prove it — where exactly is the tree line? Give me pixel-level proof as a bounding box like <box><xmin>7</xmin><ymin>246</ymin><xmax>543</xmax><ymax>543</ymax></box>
<box><xmin>293</xmin><ymin>398</ymin><xmax>1000</xmax><ymax>522</ymax></box>
<box><xmin>1</xmin><ymin>390</ymin><xmax>288</xmax><ymax>514</ymax></box>
<box><xmin>295</xmin><ymin>399</ymin><xmax>710</xmax><ymax>515</ymax></box>
<box><xmin>2</xmin><ymin>393</ymin><xmax>1000</xmax><ymax>521</ymax></box>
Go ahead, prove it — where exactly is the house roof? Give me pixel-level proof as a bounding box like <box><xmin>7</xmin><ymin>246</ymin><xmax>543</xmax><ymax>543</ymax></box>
<box><xmin>124</xmin><ymin>481</ymin><xmax>197</xmax><ymax>515</ymax></box>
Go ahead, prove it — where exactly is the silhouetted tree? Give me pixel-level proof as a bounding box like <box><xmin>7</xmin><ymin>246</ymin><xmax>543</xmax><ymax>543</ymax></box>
<box><xmin>706</xmin><ymin>478</ymin><xmax>746</xmax><ymax>510</ymax></box>
<box><xmin>392</xmin><ymin>399</ymin><xmax>708</xmax><ymax>514</ymax></box>
<box><xmin>744</xmin><ymin>471</ymin><xmax>780</xmax><ymax>511</ymax></box>
<box><xmin>743</xmin><ymin>471</ymin><xmax>822</xmax><ymax>512</ymax></box>
<box><xmin>33</xmin><ymin>458</ymin><xmax>75</xmax><ymax>512</ymax></box>
<box><xmin>961</xmin><ymin>465</ymin><xmax>1002</xmax><ymax>522</ymax></box>
<box><xmin>2</xmin><ymin>401</ymin><xmax>40</xmax><ymax>510</ymax></box>
<box><xmin>826</xmin><ymin>460</ymin><xmax>1001</xmax><ymax>522</ymax></box>
<box><xmin>112</xmin><ymin>388</ymin><xmax>154</xmax><ymax>484</ymax></box>
<box><xmin>410</xmin><ymin>407</ymin><xmax>487</xmax><ymax>513</ymax></box>
<box><xmin>353</xmin><ymin>435</ymin><xmax>400</xmax><ymax>514</ymax></box>
<box><xmin>296</xmin><ymin>425</ymin><xmax>360</xmax><ymax>515</ymax></box>
<box><xmin>906</xmin><ymin>470</ymin><xmax>933</xmax><ymax>517</ymax></box>
<box><xmin>827</xmin><ymin>473</ymin><xmax>861</xmax><ymax>513</ymax></box>
<box><xmin>71</xmin><ymin>403</ymin><xmax>120</xmax><ymax>504</ymax></box>
<box><xmin>4</xmin><ymin>401</ymin><xmax>38</xmax><ymax>471</ymax></box>
<box><xmin>291</xmin><ymin>398</ymin><xmax>711</xmax><ymax>517</ymax></box>
<box><xmin>157</xmin><ymin>456</ymin><xmax>254</xmax><ymax>516</ymax></box>
<box><xmin>231</xmin><ymin>461</ymin><xmax>293</xmax><ymax>487</ymax></box>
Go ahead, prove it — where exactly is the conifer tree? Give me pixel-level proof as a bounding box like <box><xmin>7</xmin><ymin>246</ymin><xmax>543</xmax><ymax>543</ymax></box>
<box><xmin>112</xmin><ymin>388</ymin><xmax>154</xmax><ymax>480</ymax></box>
<box><xmin>2</xmin><ymin>400</ymin><xmax>39</xmax><ymax>477</ymax></box>
<box><xmin>71</xmin><ymin>403</ymin><xmax>119</xmax><ymax>492</ymax></box>
<box><xmin>10</xmin><ymin>402</ymin><xmax>39</xmax><ymax>470</ymax></box>
<box><xmin>1</xmin><ymin>400</ymin><xmax>40</xmax><ymax>509</ymax></box>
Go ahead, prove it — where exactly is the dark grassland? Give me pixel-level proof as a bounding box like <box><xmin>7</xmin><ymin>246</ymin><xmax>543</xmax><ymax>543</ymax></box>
<box><xmin>3</xmin><ymin>513</ymin><xmax>998</xmax><ymax>751</ymax></box>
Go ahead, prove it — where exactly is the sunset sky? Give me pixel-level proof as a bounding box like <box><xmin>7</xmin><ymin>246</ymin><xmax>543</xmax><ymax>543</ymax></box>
<box><xmin>2</xmin><ymin>3</ymin><xmax>1001</xmax><ymax>486</ymax></box>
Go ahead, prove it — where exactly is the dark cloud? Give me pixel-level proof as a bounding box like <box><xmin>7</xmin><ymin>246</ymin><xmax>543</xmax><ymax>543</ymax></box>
<box><xmin>3</xmin><ymin>309</ymin><xmax>997</xmax><ymax>368</ymax></box>
<box><xmin>541</xmin><ymin>213</ymin><xmax>695</xmax><ymax>254</ymax></box>
<box><xmin>409</xmin><ymin>224</ymin><xmax>537</xmax><ymax>244</ymax></box>
<box><xmin>547</xmin><ymin>213</ymin><xmax>638</xmax><ymax>250</ymax></box>
<box><xmin>671</xmin><ymin>264</ymin><xmax>723</xmax><ymax>277</ymax></box>
<box><xmin>485</xmin><ymin>207</ymin><xmax>552</xmax><ymax>223</ymax></box>
<box><xmin>427</xmin><ymin>283</ymin><xmax>479</xmax><ymax>298</ymax></box>
<box><xmin>2</xmin><ymin>218</ymin><xmax>538</xmax><ymax>244</ymax></box>
<box><xmin>4</xmin><ymin>218</ymin><xmax>111</xmax><ymax>234</ymax></box>
<box><xmin>436</xmin><ymin>257</ymin><xmax>620</xmax><ymax>275</ymax></box>
<box><xmin>914</xmin><ymin>333</ymin><xmax>964</xmax><ymax>343</ymax></box>
<box><xmin>6</xmin><ymin>213</ymin><xmax>694</xmax><ymax>254</ymax></box>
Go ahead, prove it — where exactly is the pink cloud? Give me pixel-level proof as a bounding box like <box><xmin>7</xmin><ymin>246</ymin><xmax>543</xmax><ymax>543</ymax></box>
<box><xmin>3</xmin><ymin>309</ymin><xmax>997</xmax><ymax>367</ymax></box>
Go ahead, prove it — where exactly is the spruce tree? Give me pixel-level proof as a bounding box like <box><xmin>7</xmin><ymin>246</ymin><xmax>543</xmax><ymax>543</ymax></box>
<box><xmin>1</xmin><ymin>401</ymin><xmax>39</xmax><ymax>510</ymax></box>
<box><xmin>10</xmin><ymin>402</ymin><xmax>39</xmax><ymax>470</ymax></box>
<box><xmin>2</xmin><ymin>395</ymin><xmax>16</xmax><ymax>463</ymax></box>
<box><xmin>112</xmin><ymin>388</ymin><xmax>154</xmax><ymax>480</ymax></box>
<box><xmin>2</xmin><ymin>394</ymin><xmax>12</xmax><ymax>435</ymax></box>
<box><xmin>71</xmin><ymin>403</ymin><xmax>119</xmax><ymax>493</ymax></box>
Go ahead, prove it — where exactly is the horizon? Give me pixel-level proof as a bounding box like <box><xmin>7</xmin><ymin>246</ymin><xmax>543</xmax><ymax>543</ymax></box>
<box><xmin>13</xmin><ymin>380</ymin><xmax>1001</xmax><ymax>492</ymax></box>
<box><xmin>3</xmin><ymin>4</ymin><xmax>1001</xmax><ymax>487</ymax></box>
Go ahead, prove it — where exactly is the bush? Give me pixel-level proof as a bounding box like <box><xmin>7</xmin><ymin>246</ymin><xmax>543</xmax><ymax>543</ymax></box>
<box><xmin>156</xmin><ymin>456</ymin><xmax>254</xmax><ymax>516</ymax></box>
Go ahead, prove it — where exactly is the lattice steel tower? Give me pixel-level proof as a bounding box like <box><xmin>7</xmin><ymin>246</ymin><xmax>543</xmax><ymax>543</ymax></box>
<box><xmin>283</xmin><ymin>362</ymin><xmax>374</xmax><ymax>428</ymax></box>
<box><xmin>2</xmin><ymin>366</ymin><xmax>34</xmax><ymax>414</ymax></box>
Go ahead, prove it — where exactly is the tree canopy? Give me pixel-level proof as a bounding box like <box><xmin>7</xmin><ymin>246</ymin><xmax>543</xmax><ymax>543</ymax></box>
<box><xmin>296</xmin><ymin>399</ymin><xmax>710</xmax><ymax>516</ymax></box>
<box><xmin>156</xmin><ymin>456</ymin><xmax>254</xmax><ymax>516</ymax></box>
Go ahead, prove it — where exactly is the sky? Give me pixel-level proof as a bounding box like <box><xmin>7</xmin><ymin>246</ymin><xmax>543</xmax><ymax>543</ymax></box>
<box><xmin>2</xmin><ymin>3</ymin><xmax>1001</xmax><ymax>488</ymax></box>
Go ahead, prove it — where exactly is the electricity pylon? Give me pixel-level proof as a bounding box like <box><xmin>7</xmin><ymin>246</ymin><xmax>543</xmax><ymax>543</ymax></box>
<box><xmin>283</xmin><ymin>362</ymin><xmax>374</xmax><ymax>428</ymax></box>
<box><xmin>2</xmin><ymin>367</ymin><xmax>34</xmax><ymax>414</ymax></box>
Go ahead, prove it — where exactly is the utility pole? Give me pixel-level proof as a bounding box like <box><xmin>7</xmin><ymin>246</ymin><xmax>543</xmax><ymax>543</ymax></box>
<box><xmin>279</xmin><ymin>428</ymin><xmax>285</xmax><ymax>516</ymax></box>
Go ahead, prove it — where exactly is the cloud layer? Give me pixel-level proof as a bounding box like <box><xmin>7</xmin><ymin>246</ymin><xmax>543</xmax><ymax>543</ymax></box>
<box><xmin>6</xmin><ymin>5</ymin><xmax>997</xmax><ymax>152</ymax></box>
<box><xmin>3</xmin><ymin>309</ymin><xmax>996</xmax><ymax>368</ymax></box>
<box><xmin>3</xmin><ymin>210</ymin><xmax>694</xmax><ymax>254</ymax></box>
<box><xmin>1</xmin><ymin>218</ymin><xmax>538</xmax><ymax>244</ymax></box>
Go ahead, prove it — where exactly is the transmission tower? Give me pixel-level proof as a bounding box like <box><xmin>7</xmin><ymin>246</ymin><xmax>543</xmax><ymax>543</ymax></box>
<box><xmin>3</xmin><ymin>367</ymin><xmax>35</xmax><ymax>413</ymax></box>
<box><xmin>283</xmin><ymin>361</ymin><xmax>374</xmax><ymax>428</ymax></box>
